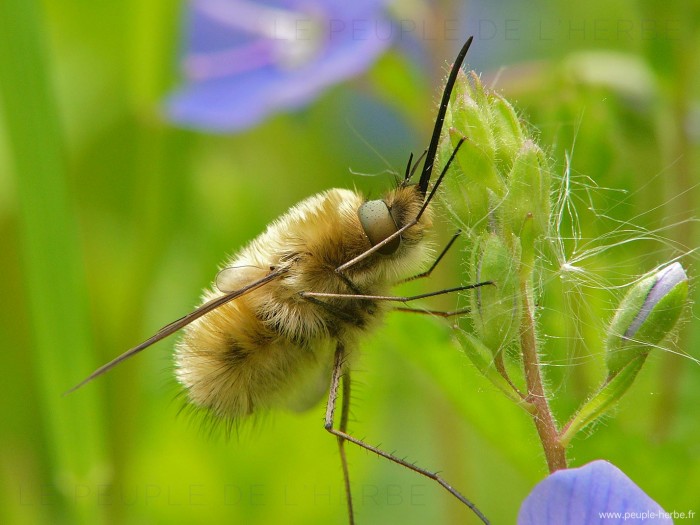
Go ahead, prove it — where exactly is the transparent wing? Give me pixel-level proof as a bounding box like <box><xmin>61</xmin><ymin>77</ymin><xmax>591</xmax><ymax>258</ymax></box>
<box><xmin>64</xmin><ymin>267</ymin><xmax>286</xmax><ymax>395</ymax></box>
<box><xmin>215</xmin><ymin>264</ymin><xmax>270</xmax><ymax>293</ymax></box>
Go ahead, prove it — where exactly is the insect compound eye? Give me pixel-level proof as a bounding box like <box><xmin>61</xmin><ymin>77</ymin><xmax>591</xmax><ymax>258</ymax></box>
<box><xmin>358</xmin><ymin>199</ymin><xmax>401</xmax><ymax>255</ymax></box>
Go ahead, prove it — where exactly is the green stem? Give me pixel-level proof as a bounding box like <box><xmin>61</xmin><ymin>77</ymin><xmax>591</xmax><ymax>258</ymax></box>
<box><xmin>519</xmin><ymin>279</ymin><xmax>567</xmax><ymax>472</ymax></box>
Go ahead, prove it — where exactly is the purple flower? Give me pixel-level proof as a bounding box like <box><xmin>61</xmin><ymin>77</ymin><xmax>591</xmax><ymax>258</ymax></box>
<box><xmin>518</xmin><ymin>460</ymin><xmax>672</xmax><ymax>524</ymax></box>
<box><xmin>166</xmin><ymin>0</ymin><xmax>393</xmax><ymax>132</ymax></box>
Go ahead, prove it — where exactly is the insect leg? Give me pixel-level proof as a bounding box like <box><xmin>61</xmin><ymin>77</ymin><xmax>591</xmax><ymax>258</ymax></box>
<box><xmin>394</xmin><ymin>229</ymin><xmax>470</xmax><ymax>316</ymax></box>
<box><xmin>339</xmin><ymin>373</ymin><xmax>354</xmax><ymax>524</ymax></box>
<box><xmin>398</xmin><ymin>230</ymin><xmax>462</xmax><ymax>283</ymax></box>
<box><xmin>325</xmin><ymin>343</ymin><xmax>489</xmax><ymax>524</ymax></box>
<box><xmin>392</xmin><ymin>306</ymin><xmax>471</xmax><ymax>317</ymax></box>
<box><xmin>302</xmin><ymin>294</ymin><xmax>364</xmax><ymax>325</ymax></box>
<box><xmin>301</xmin><ymin>280</ymin><xmax>492</xmax><ymax>304</ymax></box>
<box><xmin>326</xmin><ymin>343</ymin><xmax>355</xmax><ymax>524</ymax></box>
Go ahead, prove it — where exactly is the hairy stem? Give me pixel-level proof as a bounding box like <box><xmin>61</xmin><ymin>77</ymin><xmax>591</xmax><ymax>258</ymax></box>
<box><xmin>519</xmin><ymin>279</ymin><xmax>567</xmax><ymax>472</ymax></box>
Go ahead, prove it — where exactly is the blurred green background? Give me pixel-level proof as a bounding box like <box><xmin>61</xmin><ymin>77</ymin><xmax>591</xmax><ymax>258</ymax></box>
<box><xmin>1</xmin><ymin>1</ymin><xmax>699</xmax><ymax>524</ymax></box>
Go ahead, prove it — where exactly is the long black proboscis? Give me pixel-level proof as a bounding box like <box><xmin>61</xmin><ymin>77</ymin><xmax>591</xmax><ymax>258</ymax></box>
<box><xmin>417</xmin><ymin>36</ymin><xmax>474</xmax><ymax>195</ymax></box>
<box><xmin>63</xmin><ymin>268</ymin><xmax>285</xmax><ymax>396</ymax></box>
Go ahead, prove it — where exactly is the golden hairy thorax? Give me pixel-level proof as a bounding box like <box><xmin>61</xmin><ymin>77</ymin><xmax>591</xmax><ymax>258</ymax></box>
<box><xmin>175</xmin><ymin>186</ymin><xmax>433</xmax><ymax>420</ymax></box>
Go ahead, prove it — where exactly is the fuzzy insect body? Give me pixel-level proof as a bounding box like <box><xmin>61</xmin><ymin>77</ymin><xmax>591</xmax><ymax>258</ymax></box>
<box><xmin>177</xmin><ymin>186</ymin><xmax>433</xmax><ymax>419</ymax></box>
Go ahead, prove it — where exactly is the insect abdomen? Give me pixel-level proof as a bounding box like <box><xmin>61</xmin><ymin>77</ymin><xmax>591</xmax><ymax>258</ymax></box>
<box><xmin>175</xmin><ymin>293</ymin><xmax>338</xmax><ymax>419</ymax></box>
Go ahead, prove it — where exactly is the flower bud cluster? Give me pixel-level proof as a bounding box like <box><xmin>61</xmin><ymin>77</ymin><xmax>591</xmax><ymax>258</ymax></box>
<box><xmin>442</xmin><ymin>69</ymin><xmax>689</xmax><ymax>439</ymax></box>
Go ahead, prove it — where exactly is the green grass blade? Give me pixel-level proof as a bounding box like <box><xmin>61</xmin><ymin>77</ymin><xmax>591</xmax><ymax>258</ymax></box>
<box><xmin>0</xmin><ymin>1</ymin><xmax>107</xmax><ymax>523</ymax></box>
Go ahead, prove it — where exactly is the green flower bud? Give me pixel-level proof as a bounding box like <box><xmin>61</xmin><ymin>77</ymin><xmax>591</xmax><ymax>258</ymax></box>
<box><xmin>488</xmin><ymin>91</ymin><xmax>525</xmax><ymax>171</ymax></box>
<box><xmin>439</xmin><ymin>129</ymin><xmax>491</xmax><ymax>233</ymax></box>
<box><xmin>500</xmin><ymin>140</ymin><xmax>550</xmax><ymax>242</ymax></box>
<box><xmin>438</xmin><ymin>69</ymin><xmax>550</xmax><ymax>242</ymax></box>
<box><xmin>563</xmin><ymin>265</ymin><xmax>689</xmax><ymax>445</ymax></box>
<box><xmin>606</xmin><ymin>263</ymin><xmax>688</xmax><ymax>376</ymax></box>
<box><xmin>445</xmin><ymin>71</ymin><xmax>493</xmax><ymax>154</ymax></box>
<box><xmin>469</xmin><ymin>233</ymin><xmax>522</xmax><ymax>354</ymax></box>
<box><xmin>450</xmin><ymin>102</ymin><xmax>502</xmax><ymax>195</ymax></box>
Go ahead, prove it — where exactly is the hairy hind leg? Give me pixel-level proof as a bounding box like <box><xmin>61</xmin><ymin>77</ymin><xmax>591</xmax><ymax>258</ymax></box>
<box><xmin>324</xmin><ymin>343</ymin><xmax>489</xmax><ymax>524</ymax></box>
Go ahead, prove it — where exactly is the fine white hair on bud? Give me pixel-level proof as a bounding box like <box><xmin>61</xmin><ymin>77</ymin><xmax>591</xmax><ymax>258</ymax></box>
<box><xmin>605</xmin><ymin>261</ymin><xmax>689</xmax><ymax>377</ymax></box>
<box><xmin>624</xmin><ymin>262</ymin><xmax>687</xmax><ymax>338</ymax></box>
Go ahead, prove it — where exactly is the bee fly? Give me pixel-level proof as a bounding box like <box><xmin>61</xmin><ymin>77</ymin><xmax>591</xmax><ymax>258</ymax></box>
<box><xmin>67</xmin><ymin>36</ymin><xmax>490</xmax><ymax>524</ymax></box>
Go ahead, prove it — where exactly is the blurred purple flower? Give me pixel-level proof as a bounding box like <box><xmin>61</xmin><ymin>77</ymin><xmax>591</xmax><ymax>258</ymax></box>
<box><xmin>166</xmin><ymin>0</ymin><xmax>393</xmax><ymax>132</ymax></box>
<box><xmin>518</xmin><ymin>460</ymin><xmax>672</xmax><ymax>525</ymax></box>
